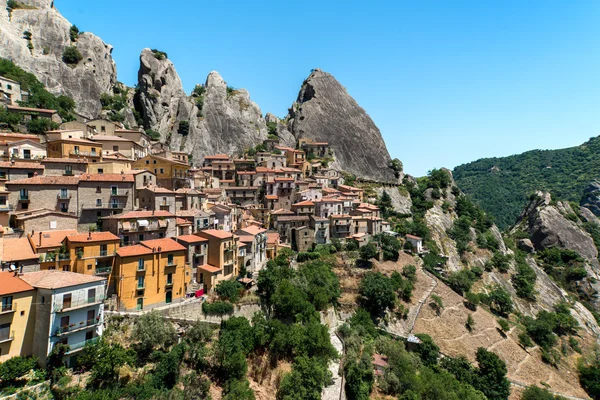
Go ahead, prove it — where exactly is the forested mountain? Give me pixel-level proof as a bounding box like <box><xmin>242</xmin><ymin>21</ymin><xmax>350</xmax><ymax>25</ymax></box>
<box><xmin>453</xmin><ymin>136</ymin><xmax>600</xmax><ymax>229</ymax></box>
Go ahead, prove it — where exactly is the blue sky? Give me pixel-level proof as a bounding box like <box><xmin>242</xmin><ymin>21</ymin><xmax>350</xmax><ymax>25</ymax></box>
<box><xmin>56</xmin><ymin>0</ymin><xmax>600</xmax><ymax>177</ymax></box>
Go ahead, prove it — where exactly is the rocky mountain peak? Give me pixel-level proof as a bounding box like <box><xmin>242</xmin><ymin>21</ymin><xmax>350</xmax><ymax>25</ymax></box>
<box><xmin>0</xmin><ymin>0</ymin><xmax>117</xmax><ymax>118</ymax></box>
<box><xmin>286</xmin><ymin>69</ymin><xmax>395</xmax><ymax>182</ymax></box>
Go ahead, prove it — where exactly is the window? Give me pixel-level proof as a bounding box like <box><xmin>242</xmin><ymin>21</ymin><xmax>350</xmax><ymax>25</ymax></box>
<box><xmin>96</xmin><ymin>186</ymin><xmax>101</xmax><ymax>193</ymax></box>
<box><xmin>6</xmin><ymin>84</ymin><xmax>11</xmax><ymax>90</ymax></box>
<box><xmin>154</xmin><ymin>169</ymin><xmax>157</xmax><ymax>174</ymax></box>
<box><xmin>96</xmin><ymin>199</ymin><xmax>102</xmax><ymax>206</ymax></box>
<box><xmin>0</xmin><ymin>323</ymin><xmax>11</xmax><ymax>341</ymax></box>
<box><xmin>97</xmin><ymin>168</ymin><xmax>103</xmax><ymax>174</ymax></box>
<box><xmin>167</xmin><ymin>254</ymin><xmax>174</xmax><ymax>265</ymax></box>
<box><xmin>137</xmin><ymin>276</ymin><xmax>145</xmax><ymax>289</ymax></box>
<box><xmin>123</xmin><ymin>236</ymin><xmax>129</xmax><ymax>245</ymax></box>
<box><xmin>74</xmin><ymin>145</ymin><xmax>79</xmax><ymax>154</ymax></box>
<box><xmin>113</xmin><ymin>146</ymin><xmax>119</xmax><ymax>152</ymax></box>
<box><xmin>145</xmin><ymin>160</ymin><xmax>149</xmax><ymax>165</ymax></box>
<box><xmin>138</xmin><ymin>234</ymin><xmax>144</xmax><ymax>241</ymax></box>
<box><xmin>167</xmin><ymin>273</ymin><xmax>173</xmax><ymax>285</ymax></box>
<box><xmin>65</xmin><ymin>165</ymin><xmax>72</xmax><ymax>175</ymax></box>
<box><xmin>62</xmin><ymin>293</ymin><xmax>72</xmax><ymax>309</ymax></box>
<box><xmin>100</xmin><ymin>244</ymin><xmax>107</xmax><ymax>256</ymax></box>
<box><xmin>111</xmin><ymin>186</ymin><xmax>117</xmax><ymax>195</ymax></box>
<box><xmin>138</xmin><ymin>258</ymin><xmax>144</xmax><ymax>270</ymax></box>
<box><xmin>158</xmin><ymin>232</ymin><xmax>165</xmax><ymax>238</ymax></box>
<box><xmin>85</xmin><ymin>330</ymin><xmax>94</xmax><ymax>341</ymax></box>
<box><xmin>27</xmin><ymin>172</ymin><xmax>34</xmax><ymax>178</ymax></box>
<box><xmin>60</xmin><ymin>188</ymin><xmax>68</xmax><ymax>198</ymax></box>
<box><xmin>91</xmin><ymin>148</ymin><xmax>97</xmax><ymax>156</ymax></box>
<box><xmin>1</xmin><ymin>296</ymin><xmax>13</xmax><ymax>312</ymax></box>
<box><xmin>101</xmin><ymin>126</ymin><xmax>106</xmax><ymax>132</ymax></box>
<box><xmin>60</xmin><ymin>203</ymin><xmax>68</xmax><ymax>213</ymax></box>
<box><xmin>136</xmin><ymin>298</ymin><xmax>144</xmax><ymax>310</ymax></box>
<box><xmin>87</xmin><ymin>309</ymin><xmax>95</xmax><ymax>324</ymax></box>
<box><xmin>160</xmin><ymin>168</ymin><xmax>164</xmax><ymax>174</ymax></box>
<box><xmin>153</xmin><ymin>160</ymin><xmax>157</xmax><ymax>164</ymax></box>
<box><xmin>23</xmin><ymin>149</ymin><xmax>31</xmax><ymax>159</ymax></box>
<box><xmin>0</xmin><ymin>196</ymin><xmax>5</xmax><ymax>206</ymax></box>
<box><xmin>60</xmin><ymin>315</ymin><xmax>70</xmax><ymax>330</ymax></box>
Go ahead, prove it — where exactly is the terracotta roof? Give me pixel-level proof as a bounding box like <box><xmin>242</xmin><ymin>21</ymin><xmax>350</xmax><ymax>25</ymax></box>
<box><xmin>141</xmin><ymin>238</ymin><xmax>186</xmax><ymax>252</ymax></box>
<box><xmin>266</xmin><ymin>232</ymin><xmax>280</xmax><ymax>244</ymax></box>
<box><xmin>106</xmin><ymin>210</ymin><xmax>175</xmax><ymax>220</ymax></box>
<box><xmin>6</xmin><ymin>176</ymin><xmax>79</xmax><ymax>185</ymax></box>
<box><xmin>20</xmin><ymin>270</ymin><xmax>105</xmax><ymax>289</ymax></box>
<box><xmin>6</xmin><ymin>105</ymin><xmax>57</xmax><ymax>114</ymax></box>
<box><xmin>405</xmin><ymin>234</ymin><xmax>422</xmax><ymax>240</ymax></box>
<box><xmin>198</xmin><ymin>264</ymin><xmax>221</xmax><ymax>273</ymax></box>
<box><xmin>372</xmin><ymin>354</ymin><xmax>389</xmax><ymax>368</ymax></box>
<box><xmin>41</xmin><ymin>157</ymin><xmax>88</xmax><ymax>164</ymax></box>
<box><xmin>237</xmin><ymin>235</ymin><xmax>254</xmax><ymax>243</ymax></box>
<box><xmin>204</xmin><ymin>154</ymin><xmax>230</xmax><ymax>160</ymax></box>
<box><xmin>255</xmin><ymin>167</ymin><xmax>276</xmax><ymax>173</ymax></box>
<box><xmin>117</xmin><ymin>244</ymin><xmax>153</xmax><ymax>257</ymax></box>
<box><xmin>239</xmin><ymin>225</ymin><xmax>266</xmax><ymax>236</ymax></box>
<box><xmin>236</xmin><ymin>171</ymin><xmax>256</xmax><ymax>175</ymax></box>
<box><xmin>274</xmin><ymin>177</ymin><xmax>295</xmax><ymax>182</ymax></box>
<box><xmin>29</xmin><ymin>230</ymin><xmax>78</xmax><ymax>250</ymax></box>
<box><xmin>265</xmin><ymin>195</ymin><xmax>278</xmax><ymax>200</ymax></box>
<box><xmin>0</xmin><ymin>271</ymin><xmax>34</xmax><ymax>295</ymax></box>
<box><xmin>3</xmin><ymin>238</ymin><xmax>37</xmax><ymax>262</ymax></box>
<box><xmin>142</xmin><ymin>185</ymin><xmax>174</xmax><ymax>193</ymax></box>
<box><xmin>292</xmin><ymin>200</ymin><xmax>315</xmax><ymax>207</ymax></box>
<box><xmin>271</xmin><ymin>209</ymin><xmax>294</xmax><ymax>215</ymax></box>
<box><xmin>0</xmin><ymin>161</ymin><xmax>44</xmax><ymax>170</ymax></box>
<box><xmin>48</xmin><ymin>137</ymin><xmax>98</xmax><ymax>145</ymax></box>
<box><xmin>79</xmin><ymin>173</ymin><xmax>134</xmax><ymax>182</ymax></box>
<box><xmin>276</xmin><ymin>216</ymin><xmax>310</xmax><ymax>222</ymax></box>
<box><xmin>175</xmin><ymin>188</ymin><xmax>201</xmax><ymax>194</ymax></box>
<box><xmin>175</xmin><ymin>235</ymin><xmax>208</xmax><ymax>244</ymax></box>
<box><xmin>338</xmin><ymin>184</ymin><xmax>363</xmax><ymax>192</ymax></box>
<box><xmin>66</xmin><ymin>232</ymin><xmax>120</xmax><ymax>243</ymax></box>
<box><xmin>198</xmin><ymin>229</ymin><xmax>233</xmax><ymax>240</ymax></box>
<box><xmin>176</xmin><ymin>217</ymin><xmax>192</xmax><ymax>225</ymax></box>
<box><xmin>331</xmin><ymin>214</ymin><xmax>351</xmax><ymax>219</ymax></box>
<box><xmin>91</xmin><ymin>135</ymin><xmax>134</xmax><ymax>142</ymax></box>
<box><xmin>176</xmin><ymin>209</ymin><xmax>212</xmax><ymax>217</ymax></box>
<box><xmin>0</xmin><ymin>132</ymin><xmax>39</xmax><ymax>140</ymax></box>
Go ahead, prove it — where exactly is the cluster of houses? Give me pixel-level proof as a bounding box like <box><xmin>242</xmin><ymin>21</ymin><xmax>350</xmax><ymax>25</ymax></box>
<box><xmin>0</xmin><ymin>75</ymin><xmax>424</xmax><ymax>367</ymax></box>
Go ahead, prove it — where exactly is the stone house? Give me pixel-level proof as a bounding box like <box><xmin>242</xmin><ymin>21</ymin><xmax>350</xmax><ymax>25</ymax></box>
<box><xmin>6</xmin><ymin>105</ymin><xmax>60</xmax><ymax>123</ymax></box>
<box><xmin>223</xmin><ymin>186</ymin><xmax>258</xmax><ymax>207</ymax></box>
<box><xmin>234</xmin><ymin>225</ymin><xmax>267</xmax><ymax>274</ymax></box>
<box><xmin>131</xmin><ymin>154</ymin><xmax>190</xmax><ymax>190</ymax></box>
<box><xmin>137</xmin><ymin>186</ymin><xmax>176</xmax><ymax>213</ymax></box>
<box><xmin>0</xmin><ymin>139</ymin><xmax>46</xmax><ymax>161</ymax></box>
<box><xmin>40</xmin><ymin>158</ymin><xmax>87</xmax><ymax>177</ymax></box>
<box><xmin>91</xmin><ymin>135</ymin><xmax>144</xmax><ymax>160</ymax></box>
<box><xmin>0</xmin><ymin>76</ymin><xmax>23</xmax><ymax>105</ymax></box>
<box><xmin>10</xmin><ymin>209</ymin><xmax>78</xmax><ymax>233</ymax></box>
<box><xmin>86</xmin><ymin>118</ymin><xmax>118</xmax><ymax>136</ymax></box>
<box><xmin>6</xmin><ymin>175</ymin><xmax>79</xmax><ymax>214</ymax></box>
<box><xmin>329</xmin><ymin>214</ymin><xmax>352</xmax><ymax>240</ymax></box>
<box><xmin>102</xmin><ymin>210</ymin><xmax>177</xmax><ymax>246</ymax></box>
<box><xmin>175</xmin><ymin>188</ymin><xmax>204</xmax><ymax>211</ymax></box>
<box><xmin>273</xmin><ymin>215</ymin><xmax>309</xmax><ymax>244</ymax></box>
<box><xmin>291</xmin><ymin>200</ymin><xmax>315</xmax><ymax>216</ymax></box>
<box><xmin>176</xmin><ymin>209</ymin><xmax>215</xmax><ymax>233</ymax></box>
<box><xmin>293</xmin><ymin>226</ymin><xmax>315</xmax><ymax>253</ymax></box>
<box><xmin>310</xmin><ymin>215</ymin><xmax>330</xmax><ymax>245</ymax></box>
<box><xmin>77</xmin><ymin>173</ymin><xmax>135</xmax><ymax>230</ymax></box>
<box><xmin>46</xmin><ymin>138</ymin><xmax>102</xmax><ymax>163</ymax></box>
<box><xmin>405</xmin><ymin>234</ymin><xmax>424</xmax><ymax>253</ymax></box>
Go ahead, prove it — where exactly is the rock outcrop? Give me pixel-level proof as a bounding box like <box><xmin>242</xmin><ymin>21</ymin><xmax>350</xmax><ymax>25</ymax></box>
<box><xmin>0</xmin><ymin>0</ymin><xmax>117</xmax><ymax>118</ymax></box>
<box><xmin>374</xmin><ymin>187</ymin><xmax>412</xmax><ymax>215</ymax></box>
<box><xmin>135</xmin><ymin>49</ymin><xmax>267</xmax><ymax>161</ymax></box>
<box><xmin>286</xmin><ymin>69</ymin><xmax>395</xmax><ymax>182</ymax></box>
<box><xmin>581</xmin><ymin>180</ymin><xmax>600</xmax><ymax>216</ymax></box>
<box><xmin>265</xmin><ymin>113</ymin><xmax>295</xmax><ymax>148</ymax></box>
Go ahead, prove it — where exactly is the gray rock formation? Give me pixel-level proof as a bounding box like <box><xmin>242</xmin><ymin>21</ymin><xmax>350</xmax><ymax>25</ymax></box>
<box><xmin>374</xmin><ymin>187</ymin><xmax>412</xmax><ymax>215</ymax></box>
<box><xmin>286</xmin><ymin>69</ymin><xmax>395</xmax><ymax>182</ymax></box>
<box><xmin>581</xmin><ymin>180</ymin><xmax>600</xmax><ymax>216</ymax></box>
<box><xmin>265</xmin><ymin>113</ymin><xmax>295</xmax><ymax>148</ymax></box>
<box><xmin>517</xmin><ymin>238</ymin><xmax>535</xmax><ymax>253</ymax></box>
<box><xmin>135</xmin><ymin>49</ymin><xmax>267</xmax><ymax>162</ymax></box>
<box><xmin>0</xmin><ymin>0</ymin><xmax>117</xmax><ymax>118</ymax></box>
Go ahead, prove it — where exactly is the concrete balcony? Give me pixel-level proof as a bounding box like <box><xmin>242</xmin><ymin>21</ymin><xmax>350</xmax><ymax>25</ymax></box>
<box><xmin>53</xmin><ymin>295</ymin><xmax>105</xmax><ymax>313</ymax></box>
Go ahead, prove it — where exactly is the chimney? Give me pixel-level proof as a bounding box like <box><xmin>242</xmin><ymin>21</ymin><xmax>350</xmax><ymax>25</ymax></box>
<box><xmin>88</xmin><ymin>231</ymin><xmax>92</xmax><ymax>240</ymax></box>
<box><xmin>158</xmin><ymin>246</ymin><xmax>161</xmax><ymax>252</ymax></box>
<box><xmin>38</xmin><ymin>231</ymin><xmax>42</xmax><ymax>247</ymax></box>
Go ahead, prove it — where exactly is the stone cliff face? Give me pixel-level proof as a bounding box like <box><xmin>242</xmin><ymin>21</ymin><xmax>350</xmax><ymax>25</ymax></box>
<box><xmin>286</xmin><ymin>69</ymin><xmax>395</xmax><ymax>182</ymax></box>
<box><xmin>581</xmin><ymin>180</ymin><xmax>600</xmax><ymax>217</ymax></box>
<box><xmin>135</xmin><ymin>49</ymin><xmax>267</xmax><ymax>162</ymax></box>
<box><xmin>0</xmin><ymin>0</ymin><xmax>117</xmax><ymax>118</ymax></box>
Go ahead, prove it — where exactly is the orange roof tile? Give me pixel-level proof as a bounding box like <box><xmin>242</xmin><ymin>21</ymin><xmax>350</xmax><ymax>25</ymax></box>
<box><xmin>292</xmin><ymin>200</ymin><xmax>315</xmax><ymax>207</ymax></box>
<box><xmin>198</xmin><ymin>264</ymin><xmax>221</xmax><ymax>273</ymax></box>
<box><xmin>41</xmin><ymin>158</ymin><xmax>88</xmax><ymax>164</ymax></box>
<box><xmin>140</xmin><ymin>238</ymin><xmax>186</xmax><ymax>252</ymax></box>
<box><xmin>3</xmin><ymin>237</ymin><xmax>37</xmax><ymax>262</ymax></box>
<box><xmin>29</xmin><ymin>230</ymin><xmax>78</xmax><ymax>250</ymax></box>
<box><xmin>0</xmin><ymin>271</ymin><xmax>34</xmax><ymax>295</ymax></box>
<box><xmin>175</xmin><ymin>235</ymin><xmax>208</xmax><ymax>244</ymax></box>
<box><xmin>20</xmin><ymin>270</ymin><xmax>105</xmax><ymax>289</ymax></box>
<box><xmin>176</xmin><ymin>218</ymin><xmax>192</xmax><ymax>225</ymax></box>
<box><xmin>6</xmin><ymin>176</ymin><xmax>80</xmax><ymax>185</ymax></box>
<box><xmin>0</xmin><ymin>161</ymin><xmax>44</xmax><ymax>169</ymax></box>
<box><xmin>106</xmin><ymin>210</ymin><xmax>175</xmax><ymax>219</ymax></box>
<box><xmin>79</xmin><ymin>173</ymin><xmax>134</xmax><ymax>182</ymax></box>
<box><xmin>6</xmin><ymin>105</ymin><xmax>56</xmax><ymax>113</ymax></box>
<box><xmin>66</xmin><ymin>232</ymin><xmax>120</xmax><ymax>243</ymax></box>
<box><xmin>198</xmin><ymin>229</ymin><xmax>233</xmax><ymax>240</ymax></box>
<box><xmin>265</xmin><ymin>195</ymin><xmax>278</xmax><ymax>200</ymax></box>
<box><xmin>117</xmin><ymin>244</ymin><xmax>153</xmax><ymax>257</ymax></box>
<box><xmin>266</xmin><ymin>232</ymin><xmax>280</xmax><ymax>244</ymax></box>
<box><xmin>239</xmin><ymin>225</ymin><xmax>266</xmax><ymax>236</ymax></box>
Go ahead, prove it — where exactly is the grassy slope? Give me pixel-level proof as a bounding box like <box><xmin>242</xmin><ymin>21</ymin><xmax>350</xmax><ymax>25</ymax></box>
<box><xmin>453</xmin><ymin>136</ymin><xmax>600</xmax><ymax>229</ymax></box>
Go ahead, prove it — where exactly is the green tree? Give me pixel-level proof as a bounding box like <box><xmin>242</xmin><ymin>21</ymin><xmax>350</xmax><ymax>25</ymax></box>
<box><xmin>521</xmin><ymin>385</ymin><xmax>566</xmax><ymax>400</ymax></box>
<box><xmin>0</xmin><ymin>356</ymin><xmax>38</xmax><ymax>386</ymax></box>
<box><xmin>277</xmin><ymin>356</ymin><xmax>331</xmax><ymax>400</ymax></box>
<box><xmin>512</xmin><ymin>260</ymin><xmax>537</xmax><ymax>299</ymax></box>
<box><xmin>487</xmin><ymin>286</ymin><xmax>513</xmax><ymax>316</ymax></box>
<box><xmin>132</xmin><ymin>310</ymin><xmax>177</xmax><ymax>356</ymax></box>
<box><xmin>473</xmin><ymin>347</ymin><xmax>510</xmax><ymax>400</ymax></box>
<box><xmin>223</xmin><ymin>379</ymin><xmax>255</xmax><ymax>400</ymax></box>
<box><xmin>69</xmin><ymin>25</ymin><xmax>79</xmax><ymax>41</ymax></box>
<box><xmin>27</xmin><ymin>117</ymin><xmax>59</xmax><ymax>134</ymax></box>
<box><xmin>90</xmin><ymin>339</ymin><xmax>136</xmax><ymax>383</ymax></box>
<box><xmin>178</xmin><ymin>120</ymin><xmax>190</xmax><ymax>136</ymax></box>
<box><xmin>216</xmin><ymin>280</ymin><xmax>242</xmax><ymax>302</ymax></box>
<box><xmin>62</xmin><ymin>46</ymin><xmax>83</xmax><ymax>64</ymax></box>
<box><xmin>359</xmin><ymin>242</ymin><xmax>378</xmax><ymax>262</ymax></box>
<box><xmin>414</xmin><ymin>334</ymin><xmax>440</xmax><ymax>366</ymax></box>
<box><xmin>358</xmin><ymin>272</ymin><xmax>396</xmax><ymax>318</ymax></box>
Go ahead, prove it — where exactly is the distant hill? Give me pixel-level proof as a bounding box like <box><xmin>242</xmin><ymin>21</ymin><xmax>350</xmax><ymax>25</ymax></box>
<box><xmin>453</xmin><ymin>136</ymin><xmax>600</xmax><ymax>229</ymax></box>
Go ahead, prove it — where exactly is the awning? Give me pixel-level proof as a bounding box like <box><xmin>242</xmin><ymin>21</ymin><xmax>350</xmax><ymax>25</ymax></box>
<box><xmin>138</xmin><ymin>219</ymin><xmax>149</xmax><ymax>227</ymax></box>
<box><xmin>121</xmin><ymin>221</ymin><xmax>131</xmax><ymax>231</ymax></box>
<box><xmin>158</xmin><ymin>219</ymin><xmax>167</xmax><ymax>228</ymax></box>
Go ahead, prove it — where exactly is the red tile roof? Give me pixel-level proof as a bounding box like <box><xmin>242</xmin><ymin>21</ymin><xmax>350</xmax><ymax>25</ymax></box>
<box><xmin>29</xmin><ymin>230</ymin><xmax>79</xmax><ymax>250</ymax></box>
<box><xmin>198</xmin><ymin>264</ymin><xmax>221</xmax><ymax>273</ymax></box>
<box><xmin>20</xmin><ymin>270</ymin><xmax>105</xmax><ymax>289</ymax></box>
<box><xmin>41</xmin><ymin>158</ymin><xmax>88</xmax><ymax>164</ymax></box>
<box><xmin>107</xmin><ymin>210</ymin><xmax>175</xmax><ymax>219</ymax></box>
<box><xmin>176</xmin><ymin>218</ymin><xmax>192</xmax><ymax>225</ymax></box>
<box><xmin>405</xmin><ymin>234</ymin><xmax>422</xmax><ymax>240</ymax></box>
<box><xmin>204</xmin><ymin>154</ymin><xmax>230</xmax><ymax>160</ymax></box>
<box><xmin>6</xmin><ymin>105</ymin><xmax>56</xmax><ymax>113</ymax></box>
<box><xmin>66</xmin><ymin>232</ymin><xmax>120</xmax><ymax>243</ymax></box>
<box><xmin>140</xmin><ymin>238</ymin><xmax>186</xmax><ymax>252</ymax></box>
<box><xmin>0</xmin><ymin>161</ymin><xmax>44</xmax><ymax>169</ymax></box>
<box><xmin>117</xmin><ymin>244</ymin><xmax>153</xmax><ymax>257</ymax></box>
<box><xmin>0</xmin><ymin>271</ymin><xmax>34</xmax><ymax>295</ymax></box>
<box><xmin>292</xmin><ymin>200</ymin><xmax>315</xmax><ymax>207</ymax></box>
<box><xmin>198</xmin><ymin>229</ymin><xmax>233</xmax><ymax>240</ymax></box>
<box><xmin>3</xmin><ymin>237</ymin><xmax>37</xmax><ymax>262</ymax></box>
<box><xmin>6</xmin><ymin>176</ymin><xmax>80</xmax><ymax>185</ymax></box>
<box><xmin>266</xmin><ymin>232</ymin><xmax>280</xmax><ymax>244</ymax></box>
<box><xmin>79</xmin><ymin>173</ymin><xmax>134</xmax><ymax>182</ymax></box>
<box><xmin>239</xmin><ymin>225</ymin><xmax>266</xmax><ymax>236</ymax></box>
<box><xmin>175</xmin><ymin>235</ymin><xmax>208</xmax><ymax>244</ymax></box>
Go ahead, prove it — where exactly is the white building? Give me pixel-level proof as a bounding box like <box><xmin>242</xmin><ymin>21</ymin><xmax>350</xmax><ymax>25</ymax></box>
<box><xmin>0</xmin><ymin>76</ymin><xmax>24</xmax><ymax>106</ymax></box>
<box><xmin>235</xmin><ymin>225</ymin><xmax>267</xmax><ymax>274</ymax></box>
<box><xmin>20</xmin><ymin>271</ymin><xmax>106</xmax><ymax>367</ymax></box>
<box><xmin>405</xmin><ymin>234</ymin><xmax>424</xmax><ymax>253</ymax></box>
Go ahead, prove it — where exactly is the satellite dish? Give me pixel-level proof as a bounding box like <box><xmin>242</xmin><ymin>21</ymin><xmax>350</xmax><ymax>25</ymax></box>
<box><xmin>9</xmin><ymin>264</ymin><xmax>16</xmax><ymax>272</ymax></box>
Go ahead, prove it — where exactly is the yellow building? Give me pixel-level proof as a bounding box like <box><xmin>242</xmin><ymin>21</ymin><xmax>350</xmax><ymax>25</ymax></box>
<box><xmin>0</xmin><ymin>272</ymin><xmax>36</xmax><ymax>361</ymax></box>
<box><xmin>46</xmin><ymin>138</ymin><xmax>102</xmax><ymax>163</ymax></box>
<box><xmin>131</xmin><ymin>155</ymin><xmax>189</xmax><ymax>190</ymax></box>
<box><xmin>63</xmin><ymin>232</ymin><xmax>120</xmax><ymax>277</ymax></box>
<box><xmin>195</xmin><ymin>229</ymin><xmax>239</xmax><ymax>292</ymax></box>
<box><xmin>113</xmin><ymin>238</ymin><xmax>189</xmax><ymax>311</ymax></box>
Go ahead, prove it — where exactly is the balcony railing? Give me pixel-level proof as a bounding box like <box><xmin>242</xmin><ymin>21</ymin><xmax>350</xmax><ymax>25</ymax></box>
<box><xmin>53</xmin><ymin>295</ymin><xmax>105</xmax><ymax>312</ymax></box>
<box><xmin>63</xmin><ymin>171</ymin><xmax>74</xmax><ymax>176</ymax></box>
<box><xmin>77</xmin><ymin>250</ymin><xmax>116</xmax><ymax>259</ymax></box>
<box><xmin>82</xmin><ymin>202</ymin><xmax>126</xmax><ymax>210</ymax></box>
<box><xmin>95</xmin><ymin>266</ymin><xmax>112</xmax><ymax>275</ymax></box>
<box><xmin>54</xmin><ymin>318</ymin><xmax>102</xmax><ymax>336</ymax></box>
<box><xmin>165</xmin><ymin>281</ymin><xmax>173</xmax><ymax>287</ymax></box>
<box><xmin>0</xmin><ymin>303</ymin><xmax>16</xmax><ymax>314</ymax></box>
<box><xmin>18</xmin><ymin>195</ymin><xmax>29</xmax><ymax>201</ymax></box>
<box><xmin>70</xmin><ymin>150</ymin><xmax>98</xmax><ymax>157</ymax></box>
<box><xmin>0</xmin><ymin>204</ymin><xmax>13</xmax><ymax>211</ymax></box>
<box><xmin>57</xmin><ymin>193</ymin><xmax>72</xmax><ymax>199</ymax></box>
<box><xmin>165</xmin><ymin>260</ymin><xmax>176</xmax><ymax>267</ymax></box>
<box><xmin>110</xmin><ymin>190</ymin><xmax>129</xmax><ymax>196</ymax></box>
<box><xmin>0</xmin><ymin>330</ymin><xmax>15</xmax><ymax>343</ymax></box>
<box><xmin>66</xmin><ymin>336</ymin><xmax>99</xmax><ymax>353</ymax></box>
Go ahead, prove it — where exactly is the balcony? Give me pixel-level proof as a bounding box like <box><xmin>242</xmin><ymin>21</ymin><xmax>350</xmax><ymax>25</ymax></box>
<box><xmin>70</xmin><ymin>150</ymin><xmax>98</xmax><ymax>157</ymax></box>
<box><xmin>77</xmin><ymin>250</ymin><xmax>116</xmax><ymax>260</ymax></box>
<box><xmin>53</xmin><ymin>295</ymin><xmax>105</xmax><ymax>313</ymax></box>
<box><xmin>82</xmin><ymin>202</ymin><xmax>126</xmax><ymax>210</ymax></box>
<box><xmin>0</xmin><ymin>204</ymin><xmax>13</xmax><ymax>211</ymax></box>
<box><xmin>110</xmin><ymin>190</ymin><xmax>129</xmax><ymax>196</ymax></box>
<box><xmin>0</xmin><ymin>303</ymin><xmax>16</xmax><ymax>315</ymax></box>
<box><xmin>57</xmin><ymin>193</ymin><xmax>72</xmax><ymax>200</ymax></box>
<box><xmin>66</xmin><ymin>337</ymin><xmax>99</xmax><ymax>354</ymax></box>
<box><xmin>18</xmin><ymin>195</ymin><xmax>29</xmax><ymax>202</ymax></box>
<box><xmin>137</xmin><ymin>284</ymin><xmax>145</xmax><ymax>290</ymax></box>
<box><xmin>54</xmin><ymin>318</ymin><xmax>102</xmax><ymax>336</ymax></box>
<box><xmin>94</xmin><ymin>266</ymin><xmax>112</xmax><ymax>275</ymax></box>
<box><xmin>165</xmin><ymin>281</ymin><xmax>174</xmax><ymax>288</ymax></box>
<box><xmin>0</xmin><ymin>330</ymin><xmax>14</xmax><ymax>343</ymax></box>
<box><xmin>63</xmin><ymin>171</ymin><xmax>74</xmax><ymax>176</ymax></box>
<box><xmin>165</xmin><ymin>260</ymin><xmax>177</xmax><ymax>267</ymax></box>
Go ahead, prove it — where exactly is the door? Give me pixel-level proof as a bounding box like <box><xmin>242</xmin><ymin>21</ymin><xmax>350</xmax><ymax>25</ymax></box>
<box><xmin>62</xmin><ymin>294</ymin><xmax>71</xmax><ymax>309</ymax></box>
<box><xmin>60</xmin><ymin>316</ymin><xmax>70</xmax><ymax>332</ymax></box>
<box><xmin>136</xmin><ymin>298</ymin><xmax>143</xmax><ymax>310</ymax></box>
<box><xmin>165</xmin><ymin>291</ymin><xmax>172</xmax><ymax>304</ymax></box>
<box><xmin>87</xmin><ymin>310</ymin><xmax>95</xmax><ymax>325</ymax></box>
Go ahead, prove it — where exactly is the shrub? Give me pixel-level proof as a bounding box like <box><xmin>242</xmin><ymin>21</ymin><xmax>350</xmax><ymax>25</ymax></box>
<box><xmin>447</xmin><ymin>268</ymin><xmax>479</xmax><ymax>295</ymax></box>
<box><xmin>151</xmin><ymin>49</ymin><xmax>168</xmax><ymax>60</ymax></box>
<box><xmin>27</xmin><ymin>117</ymin><xmax>59</xmax><ymax>134</ymax></box>
<box><xmin>521</xmin><ymin>385</ymin><xmax>564</xmax><ymax>400</ymax></box>
<box><xmin>429</xmin><ymin>294</ymin><xmax>444</xmax><ymax>315</ymax></box>
<box><xmin>414</xmin><ymin>333</ymin><xmax>440</xmax><ymax>366</ymax></box>
<box><xmin>202</xmin><ymin>300</ymin><xmax>234</xmax><ymax>316</ymax></box>
<box><xmin>62</xmin><ymin>46</ymin><xmax>83</xmax><ymax>65</ymax></box>
<box><xmin>69</xmin><ymin>25</ymin><xmax>79</xmax><ymax>41</ymax></box>
<box><xmin>216</xmin><ymin>280</ymin><xmax>242</xmax><ymax>302</ymax></box>
<box><xmin>359</xmin><ymin>242</ymin><xmax>378</xmax><ymax>262</ymax></box>
<box><xmin>487</xmin><ymin>286</ymin><xmax>513</xmax><ymax>316</ymax></box>
<box><xmin>578</xmin><ymin>356</ymin><xmax>600</xmax><ymax>399</ymax></box>
<box><xmin>402</xmin><ymin>264</ymin><xmax>417</xmax><ymax>282</ymax></box>
<box><xmin>497</xmin><ymin>318</ymin><xmax>510</xmax><ymax>332</ymax></box>
<box><xmin>145</xmin><ymin>130</ymin><xmax>161</xmax><ymax>140</ymax></box>
<box><xmin>0</xmin><ymin>356</ymin><xmax>38</xmax><ymax>385</ymax></box>
<box><xmin>473</xmin><ymin>347</ymin><xmax>510</xmax><ymax>400</ymax></box>
<box><xmin>177</xmin><ymin>120</ymin><xmax>190</xmax><ymax>136</ymax></box>
<box><xmin>466</xmin><ymin>314</ymin><xmax>475</xmax><ymax>332</ymax></box>
<box><xmin>192</xmin><ymin>84</ymin><xmax>206</xmax><ymax>97</ymax></box>
<box><xmin>512</xmin><ymin>260</ymin><xmax>537</xmax><ymax>299</ymax></box>
<box><xmin>358</xmin><ymin>272</ymin><xmax>396</xmax><ymax>318</ymax></box>
<box><xmin>131</xmin><ymin>310</ymin><xmax>177</xmax><ymax>355</ymax></box>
